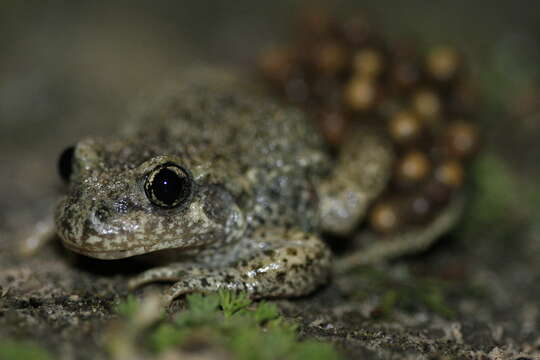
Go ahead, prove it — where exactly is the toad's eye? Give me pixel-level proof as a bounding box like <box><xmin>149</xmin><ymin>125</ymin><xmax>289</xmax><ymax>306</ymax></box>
<box><xmin>145</xmin><ymin>163</ymin><xmax>193</xmax><ymax>208</ymax></box>
<box><xmin>58</xmin><ymin>145</ymin><xmax>75</xmax><ymax>182</ymax></box>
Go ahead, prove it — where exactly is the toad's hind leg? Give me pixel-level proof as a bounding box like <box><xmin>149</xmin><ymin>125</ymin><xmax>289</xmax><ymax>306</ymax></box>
<box><xmin>128</xmin><ymin>228</ymin><xmax>331</xmax><ymax>305</ymax></box>
<box><xmin>319</xmin><ymin>126</ymin><xmax>394</xmax><ymax>236</ymax></box>
<box><xmin>334</xmin><ymin>195</ymin><xmax>465</xmax><ymax>273</ymax></box>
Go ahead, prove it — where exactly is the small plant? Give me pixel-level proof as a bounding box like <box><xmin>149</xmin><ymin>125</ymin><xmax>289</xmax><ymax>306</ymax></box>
<box><xmin>351</xmin><ymin>266</ymin><xmax>482</xmax><ymax>319</ymax></box>
<box><xmin>144</xmin><ymin>290</ymin><xmax>342</xmax><ymax>359</ymax></box>
<box><xmin>175</xmin><ymin>292</ymin><xmax>221</xmax><ymax>326</ymax></box>
<box><xmin>149</xmin><ymin>323</ymin><xmax>188</xmax><ymax>353</ymax></box>
<box><xmin>107</xmin><ymin>290</ymin><xmax>341</xmax><ymax>359</ymax></box>
<box><xmin>218</xmin><ymin>289</ymin><xmax>251</xmax><ymax>317</ymax></box>
<box><xmin>0</xmin><ymin>340</ymin><xmax>54</xmax><ymax>360</ymax></box>
<box><xmin>253</xmin><ymin>301</ymin><xmax>280</xmax><ymax>324</ymax></box>
<box><xmin>114</xmin><ymin>294</ymin><xmax>139</xmax><ymax>318</ymax></box>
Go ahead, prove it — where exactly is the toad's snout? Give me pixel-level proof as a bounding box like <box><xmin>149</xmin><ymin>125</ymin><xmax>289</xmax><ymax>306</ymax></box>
<box><xmin>55</xmin><ymin>196</ymin><xmax>122</xmax><ymax>251</ymax></box>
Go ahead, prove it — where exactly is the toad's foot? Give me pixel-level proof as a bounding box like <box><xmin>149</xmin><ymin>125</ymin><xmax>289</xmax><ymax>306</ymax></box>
<box><xmin>18</xmin><ymin>213</ymin><xmax>56</xmax><ymax>257</ymax></box>
<box><xmin>127</xmin><ymin>263</ymin><xmax>209</xmax><ymax>290</ymax></box>
<box><xmin>128</xmin><ymin>228</ymin><xmax>332</xmax><ymax>305</ymax></box>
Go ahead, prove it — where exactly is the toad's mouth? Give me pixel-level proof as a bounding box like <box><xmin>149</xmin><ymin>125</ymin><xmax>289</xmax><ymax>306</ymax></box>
<box><xmin>62</xmin><ymin>241</ymin><xmax>156</xmax><ymax>260</ymax></box>
<box><xmin>60</xmin><ymin>237</ymin><xmax>184</xmax><ymax>260</ymax></box>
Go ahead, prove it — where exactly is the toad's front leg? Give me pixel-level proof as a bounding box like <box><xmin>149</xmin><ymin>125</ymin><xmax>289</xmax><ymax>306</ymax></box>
<box><xmin>129</xmin><ymin>228</ymin><xmax>332</xmax><ymax>305</ymax></box>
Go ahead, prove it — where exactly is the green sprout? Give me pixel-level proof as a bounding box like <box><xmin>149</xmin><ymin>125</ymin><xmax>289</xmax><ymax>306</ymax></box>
<box><xmin>114</xmin><ymin>294</ymin><xmax>139</xmax><ymax>318</ymax></box>
<box><xmin>145</xmin><ymin>291</ymin><xmax>342</xmax><ymax>360</ymax></box>
<box><xmin>218</xmin><ymin>290</ymin><xmax>252</xmax><ymax>317</ymax></box>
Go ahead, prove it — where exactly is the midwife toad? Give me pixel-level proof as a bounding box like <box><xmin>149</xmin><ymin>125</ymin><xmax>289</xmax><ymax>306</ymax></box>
<box><xmin>33</xmin><ymin>70</ymin><xmax>462</xmax><ymax>304</ymax></box>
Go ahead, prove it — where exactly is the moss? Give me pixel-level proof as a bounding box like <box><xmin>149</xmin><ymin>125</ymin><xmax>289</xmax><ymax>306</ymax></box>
<box><xmin>466</xmin><ymin>153</ymin><xmax>521</xmax><ymax>228</ymax></box>
<box><xmin>218</xmin><ymin>289</ymin><xmax>251</xmax><ymax>318</ymax></box>
<box><xmin>0</xmin><ymin>340</ymin><xmax>54</xmax><ymax>360</ymax></box>
<box><xmin>253</xmin><ymin>300</ymin><xmax>281</xmax><ymax>324</ymax></box>
<box><xmin>111</xmin><ymin>291</ymin><xmax>341</xmax><ymax>360</ymax></box>
<box><xmin>458</xmin><ymin>152</ymin><xmax>540</xmax><ymax>244</ymax></box>
<box><xmin>352</xmin><ymin>266</ymin><xmax>484</xmax><ymax>319</ymax></box>
<box><xmin>114</xmin><ymin>294</ymin><xmax>140</xmax><ymax>318</ymax></box>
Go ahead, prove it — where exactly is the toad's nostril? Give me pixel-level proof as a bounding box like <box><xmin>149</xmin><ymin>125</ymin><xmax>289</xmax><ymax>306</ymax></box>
<box><xmin>94</xmin><ymin>206</ymin><xmax>111</xmax><ymax>223</ymax></box>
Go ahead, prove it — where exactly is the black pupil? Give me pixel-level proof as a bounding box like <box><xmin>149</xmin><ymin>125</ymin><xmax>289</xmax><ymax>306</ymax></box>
<box><xmin>58</xmin><ymin>146</ymin><xmax>75</xmax><ymax>182</ymax></box>
<box><xmin>151</xmin><ymin>167</ymin><xmax>189</xmax><ymax>207</ymax></box>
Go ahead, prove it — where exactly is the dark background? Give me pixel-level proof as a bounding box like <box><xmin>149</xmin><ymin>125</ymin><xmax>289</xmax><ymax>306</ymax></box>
<box><xmin>2</xmin><ymin>0</ymin><xmax>540</xmax><ymax>198</ymax></box>
<box><xmin>2</xmin><ymin>1</ymin><xmax>540</xmax><ymax>359</ymax></box>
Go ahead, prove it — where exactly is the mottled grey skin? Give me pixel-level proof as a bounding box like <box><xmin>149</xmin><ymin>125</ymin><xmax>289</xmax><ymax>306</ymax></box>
<box><xmin>51</xmin><ymin>71</ymin><xmax>462</xmax><ymax>304</ymax></box>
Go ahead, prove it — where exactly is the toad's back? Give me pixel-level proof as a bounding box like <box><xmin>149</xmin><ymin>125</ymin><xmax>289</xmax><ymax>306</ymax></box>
<box><xmin>125</xmin><ymin>85</ymin><xmax>328</xmax><ymax>174</ymax></box>
<box><xmin>122</xmin><ymin>84</ymin><xmax>330</xmax><ymax>231</ymax></box>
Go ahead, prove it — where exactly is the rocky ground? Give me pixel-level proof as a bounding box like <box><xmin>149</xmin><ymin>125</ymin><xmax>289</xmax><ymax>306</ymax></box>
<box><xmin>2</xmin><ymin>2</ymin><xmax>540</xmax><ymax>359</ymax></box>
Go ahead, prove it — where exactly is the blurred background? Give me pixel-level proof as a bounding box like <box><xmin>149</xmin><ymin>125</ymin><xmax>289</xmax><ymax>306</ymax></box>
<box><xmin>2</xmin><ymin>1</ymin><xmax>540</xmax><ymax>358</ymax></box>
<box><xmin>3</xmin><ymin>0</ymin><xmax>540</xmax><ymax>242</ymax></box>
<box><xmin>2</xmin><ymin>0</ymin><xmax>540</xmax><ymax>205</ymax></box>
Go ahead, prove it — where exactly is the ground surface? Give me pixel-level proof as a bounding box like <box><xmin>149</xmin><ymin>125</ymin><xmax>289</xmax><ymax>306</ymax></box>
<box><xmin>2</xmin><ymin>2</ymin><xmax>540</xmax><ymax>359</ymax></box>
